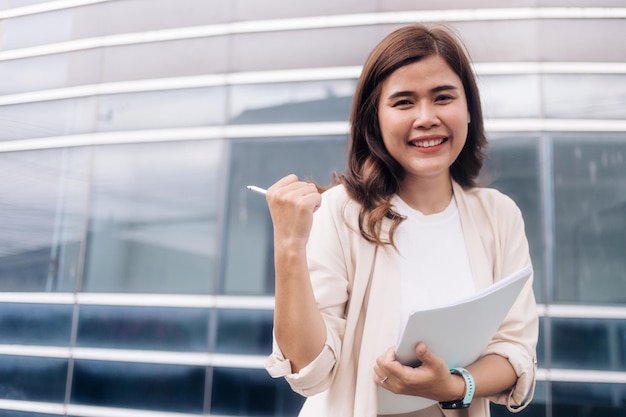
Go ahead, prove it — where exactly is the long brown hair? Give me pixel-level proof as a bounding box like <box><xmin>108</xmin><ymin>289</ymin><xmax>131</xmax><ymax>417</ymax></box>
<box><xmin>337</xmin><ymin>23</ymin><xmax>488</xmax><ymax>246</ymax></box>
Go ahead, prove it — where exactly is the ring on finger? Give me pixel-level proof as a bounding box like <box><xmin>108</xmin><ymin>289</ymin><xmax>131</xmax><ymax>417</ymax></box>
<box><xmin>380</xmin><ymin>376</ymin><xmax>388</xmax><ymax>384</ymax></box>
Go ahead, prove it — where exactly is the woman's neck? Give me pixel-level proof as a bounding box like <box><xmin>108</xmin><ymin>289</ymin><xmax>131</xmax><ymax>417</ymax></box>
<box><xmin>398</xmin><ymin>176</ymin><xmax>453</xmax><ymax>215</ymax></box>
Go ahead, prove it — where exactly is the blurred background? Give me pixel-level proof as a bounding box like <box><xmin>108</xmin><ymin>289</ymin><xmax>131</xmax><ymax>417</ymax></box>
<box><xmin>0</xmin><ymin>1</ymin><xmax>625</xmax><ymax>416</ymax></box>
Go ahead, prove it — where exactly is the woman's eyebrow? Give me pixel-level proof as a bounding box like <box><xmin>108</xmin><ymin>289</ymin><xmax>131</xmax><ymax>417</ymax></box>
<box><xmin>386</xmin><ymin>84</ymin><xmax>459</xmax><ymax>100</ymax></box>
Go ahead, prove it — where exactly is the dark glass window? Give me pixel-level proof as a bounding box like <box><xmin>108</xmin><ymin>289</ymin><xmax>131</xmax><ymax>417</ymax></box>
<box><xmin>0</xmin><ymin>148</ymin><xmax>89</xmax><ymax>292</ymax></box>
<box><xmin>0</xmin><ymin>412</ymin><xmax>59</xmax><ymax>417</ymax></box>
<box><xmin>552</xmin><ymin>382</ymin><xmax>625</xmax><ymax>417</ymax></box>
<box><xmin>210</xmin><ymin>367</ymin><xmax>304</xmax><ymax>416</ymax></box>
<box><xmin>481</xmin><ymin>135</ymin><xmax>544</xmax><ymax>302</ymax></box>
<box><xmin>215</xmin><ymin>309</ymin><xmax>273</xmax><ymax>355</ymax></box>
<box><xmin>0</xmin><ymin>303</ymin><xmax>72</xmax><ymax>346</ymax></box>
<box><xmin>553</xmin><ymin>134</ymin><xmax>626</xmax><ymax>304</ymax></box>
<box><xmin>229</xmin><ymin>80</ymin><xmax>355</xmax><ymax>124</ymax></box>
<box><xmin>551</xmin><ymin>318</ymin><xmax>621</xmax><ymax>371</ymax></box>
<box><xmin>222</xmin><ymin>136</ymin><xmax>347</xmax><ymax>295</ymax></box>
<box><xmin>0</xmin><ymin>356</ymin><xmax>67</xmax><ymax>402</ymax></box>
<box><xmin>82</xmin><ymin>140</ymin><xmax>223</xmax><ymax>294</ymax></box>
<box><xmin>76</xmin><ymin>305</ymin><xmax>209</xmax><ymax>352</ymax></box>
<box><xmin>71</xmin><ymin>360</ymin><xmax>205</xmax><ymax>413</ymax></box>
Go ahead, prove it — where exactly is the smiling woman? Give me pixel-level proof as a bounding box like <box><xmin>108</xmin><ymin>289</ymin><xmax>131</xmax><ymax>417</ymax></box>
<box><xmin>263</xmin><ymin>23</ymin><xmax>538</xmax><ymax>417</ymax></box>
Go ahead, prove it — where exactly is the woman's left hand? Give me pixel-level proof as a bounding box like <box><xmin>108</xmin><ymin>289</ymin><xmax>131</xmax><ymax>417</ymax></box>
<box><xmin>373</xmin><ymin>342</ymin><xmax>465</xmax><ymax>402</ymax></box>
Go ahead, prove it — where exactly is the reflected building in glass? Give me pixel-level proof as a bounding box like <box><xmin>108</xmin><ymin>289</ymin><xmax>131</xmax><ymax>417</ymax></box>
<box><xmin>0</xmin><ymin>1</ymin><xmax>625</xmax><ymax>416</ymax></box>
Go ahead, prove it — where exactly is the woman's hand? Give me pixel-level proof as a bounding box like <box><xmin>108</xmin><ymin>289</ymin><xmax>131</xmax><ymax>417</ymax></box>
<box><xmin>266</xmin><ymin>174</ymin><xmax>322</xmax><ymax>248</ymax></box>
<box><xmin>373</xmin><ymin>343</ymin><xmax>465</xmax><ymax>402</ymax></box>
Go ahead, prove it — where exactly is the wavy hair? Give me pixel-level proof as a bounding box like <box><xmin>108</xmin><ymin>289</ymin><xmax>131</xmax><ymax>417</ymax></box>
<box><xmin>337</xmin><ymin>24</ymin><xmax>488</xmax><ymax>246</ymax></box>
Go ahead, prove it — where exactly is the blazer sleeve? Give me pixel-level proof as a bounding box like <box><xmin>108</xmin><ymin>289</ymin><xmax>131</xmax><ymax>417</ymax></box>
<box><xmin>482</xmin><ymin>196</ymin><xmax>539</xmax><ymax>412</ymax></box>
<box><xmin>265</xmin><ymin>187</ymin><xmax>352</xmax><ymax>396</ymax></box>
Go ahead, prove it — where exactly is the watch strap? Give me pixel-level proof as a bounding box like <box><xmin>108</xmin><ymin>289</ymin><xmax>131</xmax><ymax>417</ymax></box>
<box><xmin>439</xmin><ymin>367</ymin><xmax>475</xmax><ymax>409</ymax></box>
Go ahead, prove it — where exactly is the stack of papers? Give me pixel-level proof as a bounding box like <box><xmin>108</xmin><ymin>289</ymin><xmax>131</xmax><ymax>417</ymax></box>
<box><xmin>378</xmin><ymin>264</ymin><xmax>533</xmax><ymax>415</ymax></box>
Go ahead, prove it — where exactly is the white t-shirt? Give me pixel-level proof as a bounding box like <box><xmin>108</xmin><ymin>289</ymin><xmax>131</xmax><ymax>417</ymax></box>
<box><xmin>392</xmin><ymin>195</ymin><xmax>475</xmax><ymax>333</ymax></box>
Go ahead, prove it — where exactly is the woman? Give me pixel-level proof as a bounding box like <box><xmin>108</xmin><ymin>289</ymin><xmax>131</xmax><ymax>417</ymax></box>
<box><xmin>264</xmin><ymin>23</ymin><xmax>538</xmax><ymax>417</ymax></box>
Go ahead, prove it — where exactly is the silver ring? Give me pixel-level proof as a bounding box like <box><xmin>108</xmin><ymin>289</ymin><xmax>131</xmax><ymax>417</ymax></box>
<box><xmin>380</xmin><ymin>376</ymin><xmax>388</xmax><ymax>384</ymax></box>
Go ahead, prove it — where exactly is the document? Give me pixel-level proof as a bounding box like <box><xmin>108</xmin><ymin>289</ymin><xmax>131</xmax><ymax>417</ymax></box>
<box><xmin>378</xmin><ymin>264</ymin><xmax>533</xmax><ymax>415</ymax></box>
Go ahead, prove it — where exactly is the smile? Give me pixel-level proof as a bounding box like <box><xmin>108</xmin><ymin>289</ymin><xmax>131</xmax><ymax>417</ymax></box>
<box><xmin>409</xmin><ymin>137</ymin><xmax>447</xmax><ymax>148</ymax></box>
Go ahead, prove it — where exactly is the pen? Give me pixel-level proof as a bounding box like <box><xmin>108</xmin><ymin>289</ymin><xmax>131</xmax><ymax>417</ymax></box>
<box><xmin>246</xmin><ymin>185</ymin><xmax>267</xmax><ymax>195</ymax></box>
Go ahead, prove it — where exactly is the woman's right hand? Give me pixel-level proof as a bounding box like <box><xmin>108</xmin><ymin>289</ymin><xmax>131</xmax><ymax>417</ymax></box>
<box><xmin>266</xmin><ymin>174</ymin><xmax>322</xmax><ymax>248</ymax></box>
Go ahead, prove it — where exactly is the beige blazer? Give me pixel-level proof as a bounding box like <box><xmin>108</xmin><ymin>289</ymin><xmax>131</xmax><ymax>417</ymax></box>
<box><xmin>266</xmin><ymin>181</ymin><xmax>538</xmax><ymax>417</ymax></box>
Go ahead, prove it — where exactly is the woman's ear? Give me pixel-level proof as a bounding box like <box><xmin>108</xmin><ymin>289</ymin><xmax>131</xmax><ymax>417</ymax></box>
<box><xmin>467</xmin><ymin>111</ymin><xmax>471</xmax><ymax>124</ymax></box>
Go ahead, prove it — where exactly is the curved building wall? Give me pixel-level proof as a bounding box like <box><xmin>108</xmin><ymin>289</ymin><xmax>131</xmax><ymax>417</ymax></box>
<box><xmin>0</xmin><ymin>1</ymin><xmax>625</xmax><ymax>416</ymax></box>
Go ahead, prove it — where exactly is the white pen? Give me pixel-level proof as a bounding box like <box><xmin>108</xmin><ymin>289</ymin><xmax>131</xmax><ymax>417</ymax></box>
<box><xmin>246</xmin><ymin>185</ymin><xmax>267</xmax><ymax>195</ymax></box>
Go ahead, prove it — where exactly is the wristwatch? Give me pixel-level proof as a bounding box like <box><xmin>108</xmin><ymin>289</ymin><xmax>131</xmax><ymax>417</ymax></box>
<box><xmin>439</xmin><ymin>367</ymin><xmax>475</xmax><ymax>409</ymax></box>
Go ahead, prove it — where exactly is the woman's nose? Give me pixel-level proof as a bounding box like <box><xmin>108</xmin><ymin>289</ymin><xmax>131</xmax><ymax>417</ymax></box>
<box><xmin>412</xmin><ymin>103</ymin><xmax>440</xmax><ymax>129</ymax></box>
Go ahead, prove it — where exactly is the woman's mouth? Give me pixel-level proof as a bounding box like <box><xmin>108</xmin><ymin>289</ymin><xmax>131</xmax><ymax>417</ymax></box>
<box><xmin>409</xmin><ymin>137</ymin><xmax>447</xmax><ymax>148</ymax></box>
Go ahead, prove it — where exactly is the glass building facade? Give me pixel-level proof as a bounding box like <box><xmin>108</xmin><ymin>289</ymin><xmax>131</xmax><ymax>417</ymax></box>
<box><xmin>0</xmin><ymin>1</ymin><xmax>625</xmax><ymax>416</ymax></box>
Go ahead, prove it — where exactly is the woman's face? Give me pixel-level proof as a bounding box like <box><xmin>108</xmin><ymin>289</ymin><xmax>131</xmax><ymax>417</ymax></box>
<box><xmin>378</xmin><ymin>54</ymin><xmax>469</xmax><ymax>188</ymax></box>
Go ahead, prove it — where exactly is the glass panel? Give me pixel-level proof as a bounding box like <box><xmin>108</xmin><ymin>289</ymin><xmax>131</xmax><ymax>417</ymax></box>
<box><xmin>234</xmin><ymin>0</ymin><xmax>376</xmax><ymax>20</ymax></box>
<box><xmin>76</xmin><ymin>305</ymin><xmax>209</xmax><ymax>352</ymax></box>
<box><xmin>72</xmin><ymin>0</ymin><xmax>231</xmax><ymax>37</ymax></box>
<box><xmin>100</xmin><ymin>37</ymin><xmax>229</xmax><ymax>83</ymax></box>
<box><xmin>95</xmin><ymin>87</ymin><xmax>227</xmax><ymax>132</ymax></box>
<box><xmin>553</xmin><ymin>134</ymin><xmax>626</xmax><ymax>304</ymax></box>
<box><xmin>210</xmin><ymin>367</ymin><xmax>304</xmax><ymax>416</ymax></box>
<box><xmin>543</xmin><ymin>74</ymin><xmax>626</xmax><ymax>120</ymax></box>
<box><xmin>0</xmin><ymin>98</ymin><xmax>97</xmax><ymax>142</ymax></box>
<box><xmin>481</xmin><ymin>135</ymin><xmax>544</xmax><ymax>302</ymax></box>
<box><xmin>71</xmin><ymin>360</ymin><xmax>205</xmax><ymax>413</ymax></box>
<box><xmin>215</xmin><ymin>309</ymin><xmax>273</xmax><ymax>355</ymax></box>
<box><xmin>0</xmin><ymin>412</ymin><xmax>58</xmax><ymax>417</ymax></box>
<box><xmin>552</xmin><ymin>382</ymin><xmax>625</xmax><ymax>417</ymax></box>
<box><xmin>0</xmin><ymin>303</ymin><xmax>72</xmax><ymax>346</ymax></box>
<box><xmin>478</xmin><ymin>75</ymin><xmax>541</xmax><ymax>119</ymax></box>
<box><xmin>551</xmin><ymin>318</ymin><xmax>623</xmax><ymax>371</ymax></box>
<box><xmin>82</xmin><ymin>140</ymin><xmax>223</xmax><ymax>294</ymax></box>
<box><xmin>0</xmin><ymin>54</ymin><xmax>74</xmax><ymax>95</ymax></box>
<box><xmin>0</xmin><ymin>148</ymin><xmax>89</xmax><ymax>292</ymax></box>
<box><xmin>229</xmin><ymin>80</ymin><xmax>356</xmax><ymax>124</ymax></box>
<box><xmin>0</xmin><ymin>355</ymin><xmax>67</xmax><ymax>402</ymax></box>
<box><xmin>222</xmin><ymin>136</ymin><xmax>347</xmax><ymax>295</ymax></box>
<box><xmin>230</xmin><ymin>26</ymin><xmax>384</xmax><ymax>71</ymax></box>
<box><xmin>0</xmin><ymin>9</ymin><xmax>72</xmax><ymax>51</ymax></box>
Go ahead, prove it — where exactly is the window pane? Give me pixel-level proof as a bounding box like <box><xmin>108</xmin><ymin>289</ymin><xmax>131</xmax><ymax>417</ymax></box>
<box><xmin>0</xmin><ymin>148</ymin><xmax>89</xmax><ymax>292</ymax></box>
<box><xmin>479</xmin><ymin>75</ymin><xmax>541</xmax><ymax>119</ymax></box>
<box><xmin>0</xmin><ymin>303</ymin><xmax>72</xmax><ymax>346</ymax></box>
<box><xmin>215</xmin><ymin>309</ymin><xmax>273</xmax><ymax>355</ymax></box>
<box><xmin>0</xmin><ymin>98</ymin><xmax>97</xmax><ymax>142</ymax></box>
<box><xmin>481</xmin><ymin>135</ymin><xmax>545</xmax><ymax>302</ymax></box>
<box><xmin>552</xmin><ymin>382</ymin><xmax>625</xmax><ymax>417</ymax></box>
<box><xmin>77</xmin><ymin>305</ymin><xmax>209</xmax><ymax>352</ymax></box>
<box><xmin>544</xmin><ymin>74</ymin><xmax>626</xmax><ymax>120</ymax></box>
<box><xmin>222</xmin><ymin>136</ymin><xmax>347</xmax><ymax>295</ymax></box>
<box><xmin>0</xmin><ymin>9</ymin><xmax>72</xmax><ymax>51</ymax></box>
<box><xmin>229</xmin><ymin>80</ymin><xmax>356</xmax><ymax>124</ymax></box>
<box><xmin>553</xmin><ymin>134</ymin><xmax>626</xmax><ymax>304</ymax></box>
<box><xmin>82</xmin><ymin>141</ymin><xmax>223</xmax><ymax>294</ymax></box>
<box><xmin>71</xmin><ymin>360</ymin><xmax>205</xmax><ymax>413</ymax></box>
<box><xmin>96</xmin><ymin>87</ymin><xmax>227</xmax><ymax>132</ymax></box>
<box><xmin>0</xmin><ymin>355</ymin><xmax>67</xmax><ymax>402</ymax></box>
<box><xmin>210</xmin><ymin>367</ymin><xmax>304</xmax><ymax>416</ymax></box>
<box><xmin>551</xmin><ymin>318</ymin><xmax>623</xmax><ymax>371</ymax></box>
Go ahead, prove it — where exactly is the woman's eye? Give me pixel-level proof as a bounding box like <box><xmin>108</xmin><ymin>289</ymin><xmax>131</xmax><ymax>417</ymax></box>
<box><xmin>392</xmin><ymin>99</ymin><xmax>412</xmax><ymax>107</ymax></box>
<box><xmin>435</xmin><ymin>95</ymin><xmax>454</xmax><ymax>102</ymax></box>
